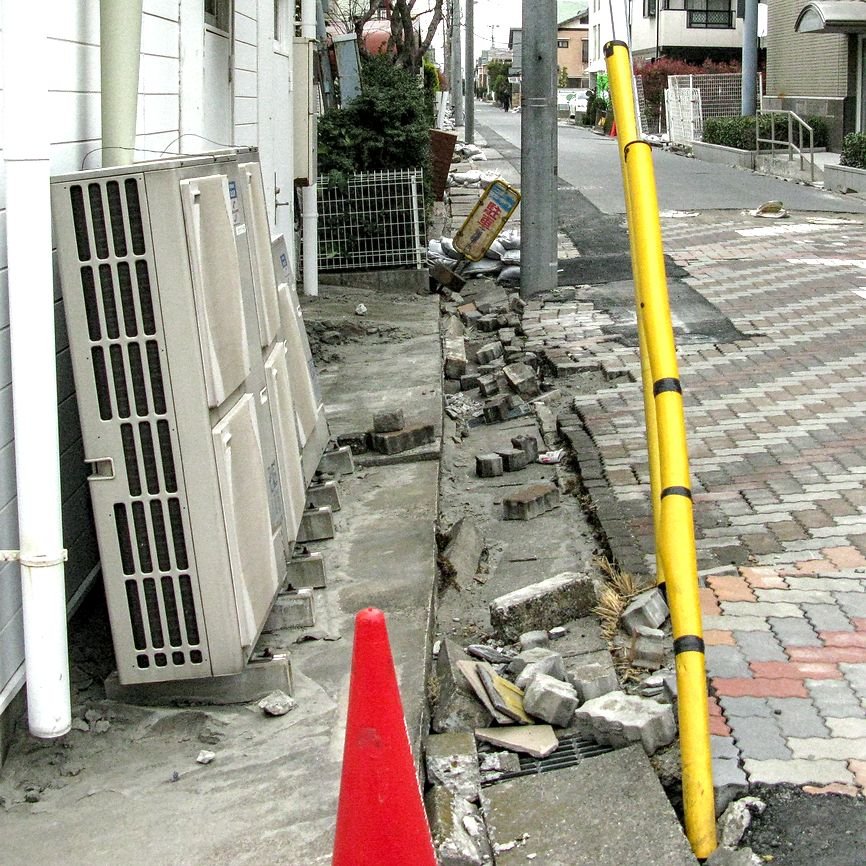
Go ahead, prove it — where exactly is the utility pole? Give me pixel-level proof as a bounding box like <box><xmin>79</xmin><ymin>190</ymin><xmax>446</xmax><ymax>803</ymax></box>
<box><xmin>465</xmin><ymin>0</ymin><xmax>474</xmax><ymax>142</ymax></box>
<box><xmin>489</xmin><ymin>24</ymin><xmax>496</xmax><ymax>47</ymax></box>
<box><xmin>741</xmin><ymin>0</ymin><xmax>758</xmax><ymax>115</ymax></box>
<box><xmin>520</xmin><ymin>0</ymin><xmax>558</xmax><ymax>298</ymax></box>
<box><xmin>452</xmin><ymin>0</ymin><xmax>464</xmax><ymax>126</ymax></box>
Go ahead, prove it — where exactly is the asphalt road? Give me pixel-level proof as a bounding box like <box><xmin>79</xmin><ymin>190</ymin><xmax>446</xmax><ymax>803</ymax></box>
<box><xmin>472</xmin><ymin>100</ymin><xmax>866</xmax><ymax>216</ymax></box>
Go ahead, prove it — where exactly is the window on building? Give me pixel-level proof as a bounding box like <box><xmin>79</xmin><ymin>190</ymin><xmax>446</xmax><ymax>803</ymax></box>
<box><xmin>643</xmin><ymin>0</ymin><xmax>657</xmax><ymax>16</ymax></box>
<box><xmin>686</xmin><ymin>0</ymin><xmax>734</xmax><ymax>28</ymax></box>
<box><xmin>205</xmin><ymin>0</ymin><xmax>231</xmax><ymax>31</ymax></box>
<box><xmin>581</xmin><ymin>40</ymin><xmax>588</xmax><ymax>63</ymax></box>
<box><xmin>558</xmin><ymin>39</ymin><xmax>569</xmax><ymax>48</ymax></box>
<box><xmin>274</xmin><ymin>0</ymin><xmax>290</xmax><ymax>47</ymax></box>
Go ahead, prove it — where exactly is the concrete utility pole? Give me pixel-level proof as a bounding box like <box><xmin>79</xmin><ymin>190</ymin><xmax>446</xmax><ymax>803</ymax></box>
<box><xmin>520</xmin><ymin>0</ymin><xmax>558</xmax><ymax>298</ymax></box>
<box><xmin>741</xmin><ymin>0</ymin><xmax>758</xmax><ymax>115</ymax></box>
<box><xmin>452</xmin><ymin>0</ymin><xmax>464</xmax><ymax>126</ymax></box>
<box><xmin>465</xmin><ymin>0</ymin><xmax>474</xmax><ymax>142</ymax></box>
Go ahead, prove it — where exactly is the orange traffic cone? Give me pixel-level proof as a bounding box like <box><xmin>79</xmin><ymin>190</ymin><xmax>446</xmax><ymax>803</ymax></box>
<box><xmin>332</xmin><ymin>608</ymin><xmax>437</xmax><ymax>866</ymax></box>
<box><xmin>609</xmin><ymin>119</ymin><xmax>617</xmax><ymax>138</ymax></box>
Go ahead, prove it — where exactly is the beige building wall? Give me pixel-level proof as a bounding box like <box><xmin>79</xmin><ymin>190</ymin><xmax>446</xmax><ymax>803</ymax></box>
<box><xmin>557</xmin><ymin>26</ymin><xmax>590</xmax><ymax>85</ymax></box>
<box><xmin>766</xmin><ymin>0</ymin><xmax>848</xmax><ymax>97</ymax></box>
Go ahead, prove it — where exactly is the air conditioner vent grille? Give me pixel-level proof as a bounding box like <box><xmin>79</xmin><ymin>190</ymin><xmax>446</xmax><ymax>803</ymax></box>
<box><xmin>69</xmin><ymin>177</ymin><xmax>205</xmax><ymax>677</ymax></box>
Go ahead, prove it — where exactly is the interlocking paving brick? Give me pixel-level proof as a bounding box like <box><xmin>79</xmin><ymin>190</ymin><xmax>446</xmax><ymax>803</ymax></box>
<box><xmin>728</xmin><ymin>715</ymin><xmax>791</xmax><ymax>760</ymax></box>
<box><xmin>705</xmin><ymin>629</ymin><xmax>737</xmax><ymax>646</ymax></box>
<box><xmin>769</xmin><ymin>616</ymin><xmax>821</xmax><ymax>647</ymax></box>
<box><xmin>743</xmin><ymin>758</ymin><xmax>854</xmax><ymax>786</ymax></box>
<box><xmin>713</xmin><ymin>677</ymin><xmax>808</xmax><ymax>698</ymax></box>
<box><xmin>751</xmin><ymin>661</ymin><xmax>842</xmax><ymax>680</ymax></box>
<box><xmin>788</xmin><ymin>646</ymin><xmax>866</xmax><ymax>664</ymax></box>
<box><xmin>719</xmin><ymin>696</ymin><xmax>772</xmax><ymax>718</ymax></box>
<box><xmin>721</xmin><ymin>602</ymin><xmax>804</xmax><ymax>618</ymax></box>
<box><xmin>807</xmin><ymin>679</ymin><xmax>864</xmax><ymax>717</ymax></box>
<box><xmin>836</xmin><ymin>592</ymin><xmax>866</xmax><ymax>619</ymax></box>
<box><xmin>804</xmin><ymin>604</ymin><xmax>855</xmax><ymax>633</ymax></box>
<box><xmin>732</xmin><ymin>630</ymin><xmax>787</xmax><ymax>662</ymax></box>
<box><xmin>825</xmin><ymin>717</ymin><xmax>866</xmax><ymax>738</ymax></box>
<box><xmin>840</xmin><ymin>663</ymin><xmax>866</xmax><ymax>697</ymax></box>
<box><xmin>789</xmin><ymin>737</ymin><xmax>866</xmax><ymax>761</ymax></box>
<box><xmin>766</xmin><ymin>697</ymin><xmax>830</xmax><ymax>738</ymax></box>
<box><xmin>706</xmin><ymin>645</ymin><xmax>751</xmax><ymax>678</ymax></box>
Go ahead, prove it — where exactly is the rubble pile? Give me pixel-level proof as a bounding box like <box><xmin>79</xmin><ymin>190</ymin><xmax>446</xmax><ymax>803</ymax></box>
<box><xmin>428</xmin><ymin>230</ymin><xmax>521</xmax><ymax>286</ymax></box>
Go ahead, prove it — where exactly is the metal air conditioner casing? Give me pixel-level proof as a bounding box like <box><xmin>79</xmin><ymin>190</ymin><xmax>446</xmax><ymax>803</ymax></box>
<box><xmin>51</xmin><ymin>152</ymin><xmax>315</xmax><ymax>685</ymax></box>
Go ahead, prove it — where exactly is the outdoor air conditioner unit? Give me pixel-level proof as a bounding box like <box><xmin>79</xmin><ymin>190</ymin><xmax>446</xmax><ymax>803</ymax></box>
<box><xmin>51</xmin><ymin>150</ymin><xmax>327</xmax><ymax>686</ymax></box>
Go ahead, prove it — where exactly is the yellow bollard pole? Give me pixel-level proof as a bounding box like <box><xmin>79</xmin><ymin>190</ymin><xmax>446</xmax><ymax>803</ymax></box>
<box><xmin>604</xmin><ymin>50</ymin><xmax>666</xmax><ymax>588</ymax></box>
<box><xmin>604</xmin><ymin>40</ymin><xmax>717</xmax><ymax>860</ymax></box>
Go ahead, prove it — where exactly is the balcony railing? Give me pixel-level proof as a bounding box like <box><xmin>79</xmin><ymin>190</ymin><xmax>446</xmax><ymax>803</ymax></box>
<box><xmin>687</xmin><ymin>8</ymin><xmax>734</xmax><ymax>27</ymax></box>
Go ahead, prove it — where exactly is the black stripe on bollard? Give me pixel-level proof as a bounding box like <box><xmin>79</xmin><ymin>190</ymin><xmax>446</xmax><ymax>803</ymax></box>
<box><xmin>653</xmin><ymin>377</ymin><xmax>682</xmax><ymax>396</ymax></box>
<box><xmin>661</xmin><ymin>486</ymin><xmax>692</xmax><ymax>499</ymax></box>
<box><xmin>674</xmin><ymin>635</ymin><xmax>706</xmax><ymax>655</ymax></box>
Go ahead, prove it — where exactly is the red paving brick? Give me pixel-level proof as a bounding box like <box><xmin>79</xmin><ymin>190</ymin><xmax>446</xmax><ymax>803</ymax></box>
<box><xmin>803</xmin><ymin>783</ymin><xmax>860</xmax><ymax>797</ymax></box>
<box><xmin>852</xmin><ymin>618</ymin><xmax>866</xmax><ymax>633</ymax></box>
<box><xmin>704</xmin><ymin>629</ymin><xmax>736</xmax><ymax>646</ymax></box>
<box><xmin>823</xmin><ymin>546</ymin><xmax>866</xmax><ymax>569</ymax></box>
<box><xmin>793</xmin><ymin>559</ymin><xmax>838</xmax><ymax>575</ymax></box>
<box><xmin>787</xmin><ymin>646</ymin><xmax>866</xmax><ymax>664</ymax></box>
<box><xmin>750</xmin><ymin>661</ymin><xmax>842</xmax><ymax>680</ymax></box>
<box><xmin>848</xmin><ymin>760</ymin><xmax>866</xmax><ymax>790</ymax></box>
<box><xmin>699</xmin><ymin>586</ymin><xmax>721</xmax><ymax>616</ymax></box>
<box><xmin>709</xmin><ymin>715</ymin><xmax>731</xmax><ymax>737</ymax></box>
<box><xmin>706</xmin><ymin>575</ymin><xmax>756</xmax><ymax>602</ymax></box>
<box><xmin>712</xmin><ymin>677</ymin><xmax>808</xmax><ymax>698</ymax></box>
<box><xmin>820</xmin><ymin>632</ymin><xmax>866</xmax><ymax>648</ymax></box>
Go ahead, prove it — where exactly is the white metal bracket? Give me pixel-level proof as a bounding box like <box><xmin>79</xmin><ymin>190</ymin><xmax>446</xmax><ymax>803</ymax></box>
<box><xmin>0</xmin><ymin>550</ymin><xmax>68</xmax><ymax>567</ymax></box>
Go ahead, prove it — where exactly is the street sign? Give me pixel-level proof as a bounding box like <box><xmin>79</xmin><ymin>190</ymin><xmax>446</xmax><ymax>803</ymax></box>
<box><xmin>452</xmin><ymin>179</ymin><xmax>521</xmax><ymax>262</ymax></box>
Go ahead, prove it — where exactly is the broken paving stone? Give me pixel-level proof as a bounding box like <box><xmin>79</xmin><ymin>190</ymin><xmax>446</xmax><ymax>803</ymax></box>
<box><xmin>433</xmin><ymin>641</ymin><xmax>495</xmax><ymax>733</ymax></box>
<box><xmin>483</xmin><ymin>396</ymin><xmax>510</xmax><ymax>424</ymax></box>
<box><xmin>92</xmin><ymin>720</ymin><xmax>111</xmax><ymax>734</ymax></box>
<box><xmin>476</xmin><ymin>342</ymin><xmax>504</xmax><ymax>365</ymax></box>
<box><xmin>519</xmin><ymin>630</ymin><xmax>549</xmax><ymax>651</ymax></box>
<box><xmin>621</xmin><ymin>588</ymin><xmax>669</xmax><ymax>636</ymax></box>
<box><xmin>425</xmin><ymin>731</ymin><xmax>481</xmax><ymax>800</ymax></box>
<box><xmin>466</xmin><ymin>644</ymin><xmax>512</xmax><ymax>665</ymax></box>
<box><xmin>503</xmin><ymin>362</ymin><xmax>540</xmax><ymax>398</ymax></box>
<box><xmin>522</xmin><ymin>674</ymin><xmax>579</xmax><ymax>728</ymax></box>
<box><xmin>507</xmin><ymin>646</ymin><xmax>558</xmax><ymax>677</ymax></box>
<box><xmin>497</xmin><ymin>447</ymin><xmax>528</xmax><ymax>472</ymax></box>
<box><xmin>630</xmin><ymin>625</ymin><xmax>666</xmax><ymax>671</ymax></box>
<box><xmin>574</xmin><ymin>691</ymin><xmax>676</xmax><ymax>756</ymax></box>
<box><xmin>706</xmin><ymin>847</ymin><xmax>762</xmax><ymax>866</ymax></box>
<box><xmin>196</xmin><ymin>750</ymin><xmax>216</xmax><ymax>765</ymax></box>
<box><xmin>490</xmin><ymin>572</ymin><xmax>598</xmax><ymax>641</ymax></box>
<box><xmin>511</xmin><ymin>435</ymin><xmax>540</xmax><ymax>464</ymax></box>
<box><xmin>478</xmin><ymin>375</ymin><xmax>499</xmax><ymax>397</ymax></box>
<box><xmin>569</xmin><ymin>661</ymin><xmax>620</xmax><ymax>703</ymax></box>
<box><xmin>477</xmin><ymin>665</ymin><xmax>532</xmax><ymax>725</ymax></box>
<box><xmin>548</xmin><ymin>626</ymin><xmax>567</xmax><ymax>641</ymax></box>
<box><xmin>717</xmin><ymin>797</ymin><xmax>766</xmax><ymax>849</ymax></box>
<box><xmin>479</xmin><ymin>751</ymin><xmax>522</xmax><ymax>781</ymax></box>
<box><xmin>370</xmin><ymin>423</ymin><xmax>435</xmax><ymax>455</ymax></box>
<box><xmin>425</xmin><ymin>786</ymin><xmax>492</xmax><ymax>866</ymax></box>
<box><xmin>258</xmin><ymin>690</ymin><xmax>297</xmax><ymax>717</ymax></box>
<box><xmin>456</xmin><ymin>660</ymin><xmax>512</xmax><ymax>726</ymax></box>
<box><xmin>460</xmin><ymin>373</ymin><xmax>480</xmax><ymax>391</ymax></box>
<box><xmin>71</xmin><ymin>718</ymin><xmax>90</xmax><ymax>733</ymax></box>
<box><xmin>444</xmin><ymin>336</ymin><xmax>468</xmax><ymax>380</ymax></box>
<box><xmin>714</xmin><ymin>758</ymin><xmax>749</xmax><ymax>816</ymax></box>
<box><xmin>372</xmin><ymin>409</ymin><xmax>405</xmax><ymax>433</ymax></box>
<box><xmin>475</xmin><ymin>453</ymin><xmax>504</xmax><ymax>478</ymax></box>
<box><xmin>502</xmin><ymin>482</ymin><xmax>561</xmax><ymax>521</ymax></box>
<box><xmin>515</xmin><ymin>651</ymin><xmax>567</xmax><ymax>691</ymax></box>
<box><xmin>475</xmin><ymin>725</ymin><xmax>558</xmax><ymax>759</ymax></box>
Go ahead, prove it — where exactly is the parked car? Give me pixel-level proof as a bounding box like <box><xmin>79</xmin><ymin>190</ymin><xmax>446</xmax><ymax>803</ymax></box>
<box><xmin>568</xmin><ymin>91</ymin><xmax>591</xmax><ymax>119</ymax></box>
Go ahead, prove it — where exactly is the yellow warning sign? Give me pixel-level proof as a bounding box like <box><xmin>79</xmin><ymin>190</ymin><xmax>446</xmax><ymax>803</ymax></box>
<box><xmin>452</xmin><ymin>179</ymin><xmax>521</xmax><ymax>262</ymax></box>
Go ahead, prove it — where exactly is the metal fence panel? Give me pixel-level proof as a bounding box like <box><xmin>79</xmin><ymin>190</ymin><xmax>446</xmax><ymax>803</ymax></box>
<box><xmin>312</xmin><ymin>169</ymin><xmax>427</xmax><ymax>272</ymax></box>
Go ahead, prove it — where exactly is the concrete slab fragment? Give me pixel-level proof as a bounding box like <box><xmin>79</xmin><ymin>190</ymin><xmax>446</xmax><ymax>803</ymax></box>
<box><xmin>481</xmin><ymin>746</ymin><xmax>698</xmax><ymax>865</ymax></box>
<box><xmin>475</xmin><ymin>725</ymin><xmax>558</xmax><ymax>758</ymax></box>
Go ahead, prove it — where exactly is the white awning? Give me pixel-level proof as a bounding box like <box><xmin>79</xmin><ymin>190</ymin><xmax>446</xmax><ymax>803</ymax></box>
<box><xmin>795</xmin><ymin>0</ymin><xmax>866</xmax><ymax>33</ymax></box>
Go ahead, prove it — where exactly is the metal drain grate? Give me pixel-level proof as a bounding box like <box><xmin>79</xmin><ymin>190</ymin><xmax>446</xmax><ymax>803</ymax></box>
<box><xmin>481</xmin><ymin>734</ymin><xmax>614</xmax><ymax>786</ymax></box>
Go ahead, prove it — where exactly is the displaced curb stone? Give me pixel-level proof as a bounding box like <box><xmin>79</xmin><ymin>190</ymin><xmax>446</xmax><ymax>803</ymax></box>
<box><xmin>370</xmin><ymin>423</ymin><xmax>435</xmax><ymax>455</ymax></box>
<box><xmin>425</xmin><ymin>731</ymin><xmax>481</xmax><ymax>800</ymax></box>
<box><xmin>569</xmin><ymin>661</ymin><xmax>620</xmax><ymax>703</ymax></box>
<box><xmin>621</xmin><ymin>589</ymin><xmax>669</xmax><ymax>635</ymax></box>
<box><xmin>438</xmin><ymin>517</ymin><xmax>484</xmax><ymax>589</ymax></box>
<box><xmin>373</xmin><ymin>409</ymin><xmax>405</xmax><ymax>433</ymax></box>
<box><xmin>523</xmin><ymin>674</ymin><xmax>579</xmax><ymax>727</ymax></box>
<box><xmin>425</xmin><ymin>786</ymin><xmax>492</xmax><ymax>866</ymax></box>
<box><xmin>432</xmin><ymin>639</ymin><xmax>495</xmax><ymax>732</ymax></box>
<box><xmin>490</xmin><ymin>573</ymin><xmax>598</xmax><ymax>641</ymax></box>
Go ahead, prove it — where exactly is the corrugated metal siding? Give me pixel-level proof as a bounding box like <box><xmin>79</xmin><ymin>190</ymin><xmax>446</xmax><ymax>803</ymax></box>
<box><xmin>766</xmin><ymin>0</ymin><xmax>849</xmax><ymax>97</ymax></box>
<box><xmin>1</xmin><ymin>0</ymin><xmax>185</xmax><ymax>706</ymax></box>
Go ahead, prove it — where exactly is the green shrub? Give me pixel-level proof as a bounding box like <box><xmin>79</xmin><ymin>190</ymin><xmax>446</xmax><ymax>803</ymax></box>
<box><xmin>841</xmin><ymin>133</ymin><xmax>866</xmax><ymax>169</ymax></box>
<box><xmin>318</xmin><ymin>55</ymin><xmax>432</xmax><ymax>199</ymax></box>
<box><xmin>702</xmin><ymin>114</ymin><xmax>830</xmax><ymax>151</ymax></box>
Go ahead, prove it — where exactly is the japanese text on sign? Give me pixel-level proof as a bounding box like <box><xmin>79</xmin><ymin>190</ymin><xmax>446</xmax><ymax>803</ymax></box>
<box><xmin>452</xmin><ymin>179</ymin><xmax>521</xmax><ymax>262</ymax></box>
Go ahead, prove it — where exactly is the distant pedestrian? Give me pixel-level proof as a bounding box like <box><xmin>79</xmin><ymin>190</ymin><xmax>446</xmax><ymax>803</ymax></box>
<box><xmin>502</xmin><ymin>90</ymin><xmax>511</xmax><ymax>112</ymax></box>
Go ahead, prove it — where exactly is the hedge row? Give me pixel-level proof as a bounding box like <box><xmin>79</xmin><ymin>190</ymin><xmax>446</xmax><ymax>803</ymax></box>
<box><xmin>702</xmin><ymin>114</ymin><xmax>829</xmax><ymax>151</ymax></box>
<box><xmin>841</xmin><ymin>133</ymin><xmax>866</xmax><ymax>169</ymax></box>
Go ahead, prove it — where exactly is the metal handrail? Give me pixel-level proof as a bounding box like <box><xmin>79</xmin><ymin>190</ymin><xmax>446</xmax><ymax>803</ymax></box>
<box><xmin>756</xmin><ymin>108</ymin><xmax>815</xmax><ymax>182</ymax></box>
